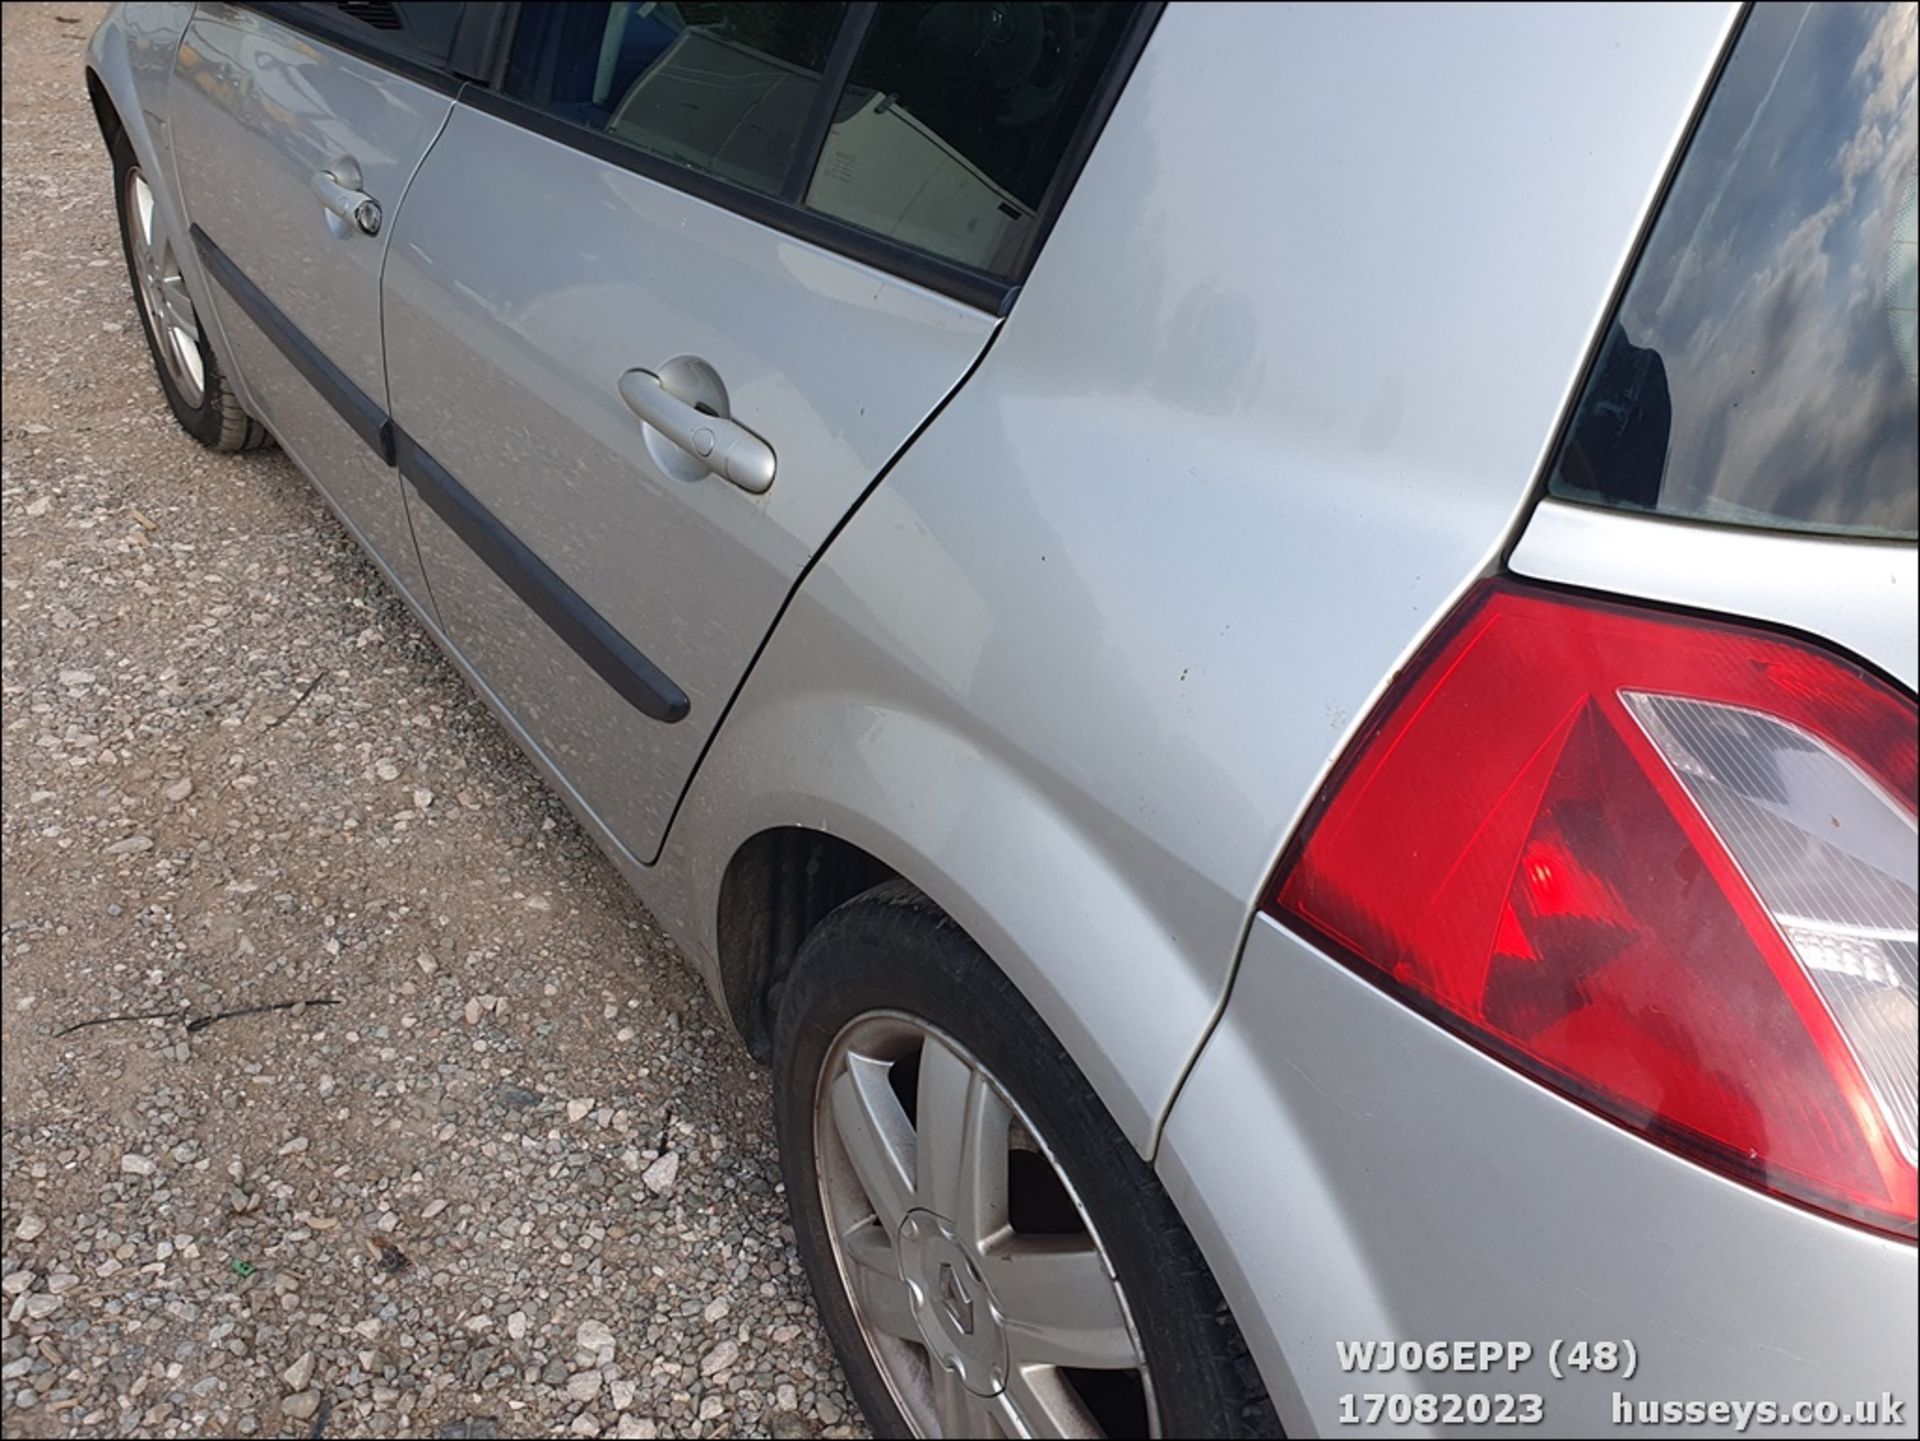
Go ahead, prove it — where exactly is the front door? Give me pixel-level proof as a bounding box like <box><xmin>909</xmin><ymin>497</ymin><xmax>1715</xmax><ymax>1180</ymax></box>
<box><xmin>167</xmin><ymin>1</ymin><xmax>469</xmax><ymax>607</ymax></box>
<box><xmin>381</xmin><ymin>1</ymin><xmax>1141</xmax><ymax>863</ymax></box>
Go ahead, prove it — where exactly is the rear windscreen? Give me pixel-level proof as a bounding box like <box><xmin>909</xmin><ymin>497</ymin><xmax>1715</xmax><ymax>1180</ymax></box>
<box><xmin>1548</xmin><ymin>1</ymin><xmax>1918</xmax><ymax>540</ymax></box>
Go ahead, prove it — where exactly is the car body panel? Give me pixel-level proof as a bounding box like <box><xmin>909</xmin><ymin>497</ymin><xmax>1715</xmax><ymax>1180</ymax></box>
<box><xmin>84</xmin><ymin>4</ymin><xmax>192</xmax><ymax>192</ymax></box>
<box><xmin>381</xmin><ymin>102</ymin><xmax>996</xmax><ymax>864</ymax></box>
<box><xmin>1511</xmin><ymin>498</ymin><xmax>1919</xmax><ymax>690</ymax></box>
<box><xmin>656</xmin><ymin>0</ymin><xmax>1742</xmax><ymax>1149</ymax></box>
<box><xmin>85</xmin><ymin>6</ymin><xmax>209</xmax><ymax>361</ymax></box>
<box><xmin>166</xmin><ymin>2</ymin><xmax>447</xmax><ymax>608</ymax></box>
<box><xmin>1160</xmin><ymin>916</ymin><xmax>1920</xmax><ymax>1438</ymax></box>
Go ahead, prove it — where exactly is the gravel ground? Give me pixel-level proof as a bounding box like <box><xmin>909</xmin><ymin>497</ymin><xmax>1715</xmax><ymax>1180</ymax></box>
<box><xmin>1</xmin><ymin>5</ymin><xmax>860</xmax><ymax>1437</ymax></box>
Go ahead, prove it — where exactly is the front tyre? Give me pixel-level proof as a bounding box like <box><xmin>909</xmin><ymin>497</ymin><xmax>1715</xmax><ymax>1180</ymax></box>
<box><xmin>110</xmin><ymin>130</ymin><xmax>268</xmax><ymax>452</ymax></box>
<box><xmin>774</xmin><ymin>881</ymin><xmax>1279</xmax><ymax>1439</ymax></box>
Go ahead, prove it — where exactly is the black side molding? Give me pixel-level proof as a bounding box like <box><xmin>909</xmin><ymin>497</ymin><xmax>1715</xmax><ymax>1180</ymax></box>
<box><xmin>190</xmin><ymin>226</ymin><xmax>686</xmax><ymax>725</ymax></box>
<box><xmin>394</xmin><ymin>428</ymin><xmax>690</xmax><ymax>724</ymax></box>
<box><xmin>189</xmin><ymin>224</ymin><xmax>393</xmax><ymax>462</ymax></box>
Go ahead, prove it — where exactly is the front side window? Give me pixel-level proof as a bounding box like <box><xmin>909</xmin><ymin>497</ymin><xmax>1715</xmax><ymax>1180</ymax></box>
<box><xmin>294</xmin><ymin>1</ymin><xmax>467</xmax><ymax>67</ymax></box>
<box><xmin>1549</xmin><ymin>1</ymin><xmax>1919</xmax><ymax>539</ymax></box>
<box><xmin>503</xmin><ymin>2</ymin><xmax>849</xmax><ymax>199</ymax></box>
<box><xmin>802</xmin><ymin>3</ymin><xmax>1136</xmax><ymax>275</ymax></box>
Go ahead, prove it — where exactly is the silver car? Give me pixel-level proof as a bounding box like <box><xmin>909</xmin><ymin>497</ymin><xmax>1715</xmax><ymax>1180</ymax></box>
<box><xmin>86</xmin><ymin>2</ymin><xmax>1918</xmax><ymax>1435</ymax></box>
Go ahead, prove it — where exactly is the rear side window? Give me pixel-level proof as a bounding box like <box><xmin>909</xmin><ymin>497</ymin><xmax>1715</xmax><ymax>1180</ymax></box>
<box><xmin>1548</xmin><ymin>0</ymin><xmax>1919</xmax><ymax>540</ymax></box>
<box><xmin>499</xmin><ymin>2</ymin><xmax>1144</xmax><ymax>286</ymax></box>
<box><xmin>503</xmin><ymin>3</ymin><xmax>850</xmax><ymax>199</ymax></box>
<box><xmin>801</xmin><ymin>3</ymin><xmax>1137</xmax><ymax>274</ymax></box>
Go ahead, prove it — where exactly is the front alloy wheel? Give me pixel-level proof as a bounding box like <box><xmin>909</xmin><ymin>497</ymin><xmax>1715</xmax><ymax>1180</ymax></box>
<box><xmin>108</xmin><ymin>127</ymin><xmax>266</xmax><ymax>451</ymax></box>
<box><xmin>124</xmin><ymin>167</ymin><xmax>205</xmax><ymax>408</ymax></box>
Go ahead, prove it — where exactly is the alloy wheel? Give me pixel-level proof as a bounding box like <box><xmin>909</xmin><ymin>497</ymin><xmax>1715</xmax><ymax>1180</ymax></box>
<box><xmin>125</xmin><ymin>167</ymin><xmax>205</xmax><ymax>407</ymax></box>
<box><xmin>814</xmin><ymin>1011</ymin><xmax>1157</xmax><ymax>1438</ymax></box>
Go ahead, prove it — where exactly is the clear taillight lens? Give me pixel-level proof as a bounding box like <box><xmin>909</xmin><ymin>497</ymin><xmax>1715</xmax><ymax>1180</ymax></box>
<box><xmin>1267</xmin><ymin>580</ymin><xmax>1919</xmax><ymax>1235</ymax></box>
<box><xmin>1623</xmin><ymin>692</ymin><xmax>1918</xmax><ymax>1168</ymax></box>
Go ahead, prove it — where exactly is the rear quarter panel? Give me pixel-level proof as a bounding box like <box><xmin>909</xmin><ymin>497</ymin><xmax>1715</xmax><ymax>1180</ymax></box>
<box><xmin>1163</xmin><ymin>917</ymin><xmax>1920</xmax><ymax>1437</ymax></box>
<box><xmin>659</xmin><ymin>1</ymin><xmax>1743</xmax><ymax>1149</ymax></box>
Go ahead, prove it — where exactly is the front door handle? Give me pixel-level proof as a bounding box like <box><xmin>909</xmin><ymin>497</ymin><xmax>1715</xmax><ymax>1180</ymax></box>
<box><xmin>310</xmin><ymin>170</ymin><xmax>382</xmax><ymax>237</ymax></box>
<box><xmin>618</xmin><ymin>369</ymin><xmax>776</xmax><ymax>493</ymax></box>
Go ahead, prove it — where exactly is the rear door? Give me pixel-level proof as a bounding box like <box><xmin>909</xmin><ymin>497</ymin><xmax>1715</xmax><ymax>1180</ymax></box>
<box><xmin>167</xmin><ymin>1</ymin><xmax>476</xmax><ymax>607</ymax></box>
<box><xmin>380</xmin><ymin>2</ymin><xmax>1146</xmax><ymax>864</ymax></box>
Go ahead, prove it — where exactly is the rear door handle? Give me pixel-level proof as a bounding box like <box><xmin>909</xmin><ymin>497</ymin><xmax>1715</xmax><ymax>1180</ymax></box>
<box><xmin>618</xmin><ymin>369</ymin><xmax>776</xmax><ymax>493</ymax></box>
<box><xmin>310</xmin><ymin>170</ymin><xmax>382</xmax><ymax>236</ymax></box>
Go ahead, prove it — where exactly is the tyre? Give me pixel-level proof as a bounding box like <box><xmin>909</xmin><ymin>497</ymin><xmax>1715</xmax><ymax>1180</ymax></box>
<box><xmin>110</xmin><ymin>130</ymin><xmax>269</xmax><ymax>451</ymax></box>
<box><xmin>774</xmin><ymin>881</ymin><xmax>1279</xmax><ymax>1439</ymax></box>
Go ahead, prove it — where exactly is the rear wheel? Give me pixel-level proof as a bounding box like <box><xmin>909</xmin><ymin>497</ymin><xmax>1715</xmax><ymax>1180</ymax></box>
<box><xmin>110</xmin><ymin>131</ymin><xmax>268</xmax><ymax>451</ymax></box>
<box><xmin>773</xmin><ymin>882</ymin><xmax>1279</xmax><ymax>1439</ymax></box>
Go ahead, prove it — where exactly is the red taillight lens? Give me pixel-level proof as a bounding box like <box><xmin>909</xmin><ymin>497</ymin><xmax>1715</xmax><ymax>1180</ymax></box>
<box><xmin>1267</xmin><ymin>579</ymin><xmax>1919</xmax><ymax>1235</ymax></box>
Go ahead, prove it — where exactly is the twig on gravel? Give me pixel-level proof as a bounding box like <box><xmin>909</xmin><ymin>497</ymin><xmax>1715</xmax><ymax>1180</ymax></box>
<box><xmin>183</xmin><ymin>997</ymin><xmax>340</xmax><ymax>1032</ymax></box>
<box><xmin>265</xmin><ymin>672</ymin><xmax>325</xmax><ymax>728</ymax></box>
<box><xmin>55</xmin><ymin>997</ymin><xmax>340</xmax><ymax>1038</ymax></box>
<box><xmin>52</xmin><ymin>1006</ymin><xmax>185</xmax><ymax>1036</ymax></box>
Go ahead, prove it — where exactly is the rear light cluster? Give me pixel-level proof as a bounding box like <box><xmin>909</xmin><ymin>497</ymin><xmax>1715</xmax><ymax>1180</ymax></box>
<box><xmin>1267</xmin><ymin>580</ymin><xmax>1919</xmax><ymax>1235</ymax></box>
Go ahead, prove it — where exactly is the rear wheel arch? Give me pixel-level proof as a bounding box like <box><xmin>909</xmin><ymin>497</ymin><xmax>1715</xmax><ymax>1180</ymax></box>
<box><xmin>714</xmin><ymin>826</ymin><xmax>897</xmax><ymax>1060</ymax></box>
<box><xmin>675</xmin><ymin>680</ymin><xmax>1218</xmax><ymax>1155</ymax></box>
<box><xmin>771</xmin><ymin>879</ymin><xmax>1284</xmax><ymax>1437</ymax></box>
